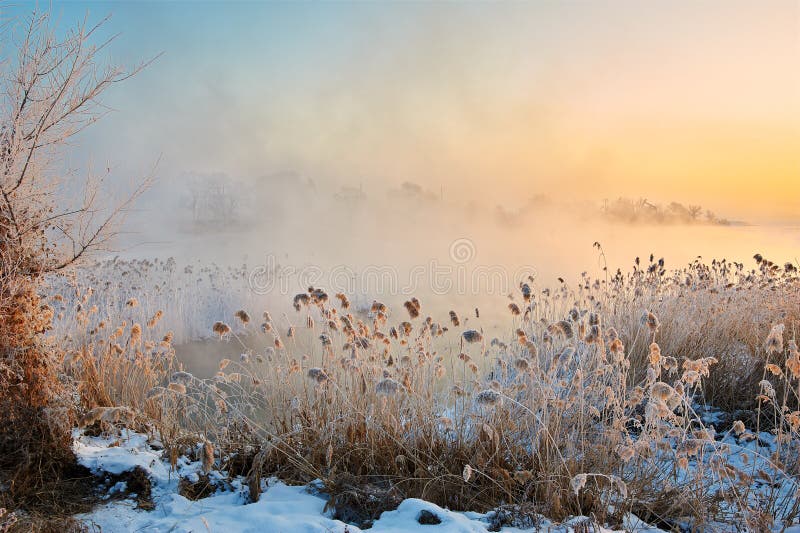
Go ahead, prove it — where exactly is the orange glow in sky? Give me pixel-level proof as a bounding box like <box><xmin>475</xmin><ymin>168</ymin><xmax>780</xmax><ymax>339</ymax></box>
<box><xmin>50</xmin><ymin>0</ymin><xmax>799</xmax><ymax>222</ymax></box>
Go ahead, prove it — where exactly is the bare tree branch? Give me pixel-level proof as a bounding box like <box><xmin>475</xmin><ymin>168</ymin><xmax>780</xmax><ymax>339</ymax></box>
<box><xmin>0</xmin><ymin>8</ymin><xmax>157</xmax><ymax>277</ymax></box>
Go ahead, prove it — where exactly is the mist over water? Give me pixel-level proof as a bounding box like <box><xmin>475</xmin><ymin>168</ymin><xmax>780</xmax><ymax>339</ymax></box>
<box><xmin>41</xmin><ymin>1</ymin><xmax>795</xmax><ymax>296</ymax></box>
<box><xmin>122</xmin><ymin>176</ymin><xmax>798</xmax><ymax>378</ymax></box>
<box><xmin>120</xmin><ymin>169</ymin><xmax>800</xmax><ymax>312</ymax></box>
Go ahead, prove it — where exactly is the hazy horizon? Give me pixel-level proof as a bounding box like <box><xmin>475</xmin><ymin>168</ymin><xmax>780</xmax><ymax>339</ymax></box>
<box><xmin>3</xmin><ymin>0</ymin><xmax>794</xmax><ymax>286</ymax></box>
<box><xmin>32</xmin><ymin>1</ymin><xmax>796</xmax><ymax>224</ymax></box>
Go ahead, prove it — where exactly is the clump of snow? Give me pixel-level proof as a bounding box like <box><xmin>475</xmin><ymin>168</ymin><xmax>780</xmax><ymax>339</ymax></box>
<box><xmin>73</xmin><ymin>429</ymin><xmax>168</xmax><ymax>478</ymax></box>
<box><xmin>368</xmin><ymin>499</ymin><xmax>485</xmax><ymax>532</ymax></box>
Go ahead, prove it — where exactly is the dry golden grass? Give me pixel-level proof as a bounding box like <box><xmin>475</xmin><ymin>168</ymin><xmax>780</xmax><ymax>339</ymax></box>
<box><xmin>65</xmin><ymin>252</ymin><xmax>800</xmax><ymax>529</ymax></box>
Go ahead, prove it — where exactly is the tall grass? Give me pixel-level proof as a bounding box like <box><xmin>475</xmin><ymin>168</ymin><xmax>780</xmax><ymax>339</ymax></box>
<box><xmin>64</xmin><ymin>253</ymin><xmax>800</xmax><ymax>529</ymax></box>
<box><xmin>47</xmin><ymin>257</ymin><xmax>274</xmax><ymax>346</ymax></box>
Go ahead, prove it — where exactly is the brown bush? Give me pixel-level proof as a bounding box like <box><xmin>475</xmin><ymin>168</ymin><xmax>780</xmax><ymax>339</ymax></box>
<box><xmin>0</xmin><ymin>7</ymin><xmax>148</xmax><ymax>526</ymax></box>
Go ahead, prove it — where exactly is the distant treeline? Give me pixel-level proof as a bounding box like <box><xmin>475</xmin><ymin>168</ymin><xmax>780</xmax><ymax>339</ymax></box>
<box><xmin>172</xmin><ymin>173</ymin><xmax>739</xmax><ymax>232</ymax></box>
<box><xmin>599</xmin><ymin>197</ymin><xmax>732</xmax><ymax>226</ymax></box>
<box><xmin>493</xmin><ymin>195</ymin><xmax>737</xmax><ymax>227</ymax></box>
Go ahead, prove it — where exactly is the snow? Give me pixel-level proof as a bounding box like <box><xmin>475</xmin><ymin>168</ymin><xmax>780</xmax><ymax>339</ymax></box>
<box><xmin>369</xmin><ymin>500</ymin><xmax>488</xmax><ymax>533</ymax></box>
<box><xmin>74</xmin><ymin>429</ymin><xmax>671</xmax><ymax>533</ymax></box>
<box><xmin>73</xmin><ymin>430</ymin><xmax>167</xmax><ymax>477</ymax></box>
<box><xmin>621</xmin><ymin>514</ymin><xmax>665</xmax><ymax>532</ymax></box>
<box><xmin>94</xmin><ymin>486</ymin><xmax>349</xmax><ymax>533</ymax></box>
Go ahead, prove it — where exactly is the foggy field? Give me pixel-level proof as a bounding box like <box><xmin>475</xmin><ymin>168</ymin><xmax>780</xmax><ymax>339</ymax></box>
<box><xmin>1</xmin><ymin>2</ymin><xmax>799</xmax><ymax>532</ymax></box>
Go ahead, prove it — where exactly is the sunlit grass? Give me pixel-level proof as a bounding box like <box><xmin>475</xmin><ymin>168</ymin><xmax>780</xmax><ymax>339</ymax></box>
<box><xmin>54</xmin><ymin>251</ymin><xmax>800</xmax><ymax>529</ymax></box>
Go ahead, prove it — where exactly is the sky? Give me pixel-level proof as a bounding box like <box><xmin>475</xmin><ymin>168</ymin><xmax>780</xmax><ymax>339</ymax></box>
<box><xmin>22</xmin><ymin>1</ymin><xmax>800</xmax><ymax>224</ymax></box>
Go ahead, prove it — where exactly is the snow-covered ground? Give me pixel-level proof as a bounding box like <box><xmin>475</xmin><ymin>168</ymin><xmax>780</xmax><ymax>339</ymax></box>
<box><xmin>73</xmin><ymin>429</ymin><xmax>668</xmax><ymax>533</ymax></box>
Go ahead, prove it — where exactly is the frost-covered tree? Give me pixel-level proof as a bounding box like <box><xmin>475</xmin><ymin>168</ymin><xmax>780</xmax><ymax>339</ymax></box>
<box><xmin>0</xmin><ymin>7</ymin><xmax>150</xmax><ymax>515</ymax></box>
